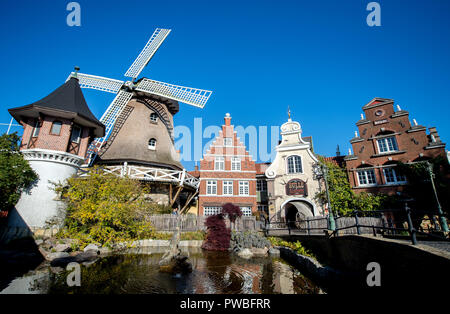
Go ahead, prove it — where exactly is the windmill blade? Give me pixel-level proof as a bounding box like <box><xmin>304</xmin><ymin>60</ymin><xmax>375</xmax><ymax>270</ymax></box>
<box><xmin>66</xmin><ymin>72</ymin><xmax>124</xmax><ymax>94</ymax></box>
<box><xmin>86</xmin><ymin>90</ymin><xmax>133</xmax><ymax>164</ymax></box>
<box><xmin>135</xmin><ymin>78</ymin><xmax>212</xmax><ymax>108</ymax></box>
<box><xmin>124</xmin><ymin>28</ymin><xmax>171</xmax><ymax>80</ymax></box>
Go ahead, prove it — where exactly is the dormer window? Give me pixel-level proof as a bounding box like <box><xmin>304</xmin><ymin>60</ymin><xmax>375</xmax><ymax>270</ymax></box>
<box><xmin>32</xmin><ymin>120</ymin><xmax>40</xmax><ymax>137</ymax></box>
<box><xmin>377</xmin><ymin>136</ymin><xmax>398</xmax><ymax>153</ymax></box>
<box><xmin>150</xmin><ymin>112</ymin><xmax>158</xmax><ymax>123</ymax></box>
<box><xmin>50</xmin><ymin>121</ymin><xmax>62</xmax><ymax>135</ymax></box>
<box><xmin>148</xmin><ymin>138</ymin><xmax>157</xmax><ymax>150</ymax></box>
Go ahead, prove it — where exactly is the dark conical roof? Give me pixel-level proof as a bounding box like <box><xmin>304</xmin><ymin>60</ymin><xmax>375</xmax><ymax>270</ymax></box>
<box><xmin>9</xmin><ymin>77</ymin><xmax>105</xmax><ymax>137</ymax></box>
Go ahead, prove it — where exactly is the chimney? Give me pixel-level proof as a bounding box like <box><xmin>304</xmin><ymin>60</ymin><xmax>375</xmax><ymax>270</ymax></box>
<box><xmin>224</xmin><ymin>113</ymin><xmax>231</xmax><ymax>126</ymax></box>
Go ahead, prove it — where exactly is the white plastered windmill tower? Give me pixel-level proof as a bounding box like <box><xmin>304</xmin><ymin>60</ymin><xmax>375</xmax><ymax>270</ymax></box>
<box><xmin>71</xmin><ymin>28</ymin><xmax>212</xmax><ymax>210</ymax></box>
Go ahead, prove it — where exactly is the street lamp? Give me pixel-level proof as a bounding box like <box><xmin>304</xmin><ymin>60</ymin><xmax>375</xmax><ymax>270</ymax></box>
<box><xmin>425</xmin><ymin>162</ymin><xmax>449</xmax><ymax>233</ymax></box>
<box><xmin>314</xmin><ymin>163</ymin><xmax>336</xmax><ymax>231</ymax></box>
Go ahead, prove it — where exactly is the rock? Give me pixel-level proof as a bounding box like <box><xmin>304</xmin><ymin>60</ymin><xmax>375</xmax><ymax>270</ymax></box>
<box><xmin>47</xmin><ymin>252</ymin><xmax>70</xmax><ymax>260</ymax></box>
<box><xmin>237</xmin><ymin>248</ymin><xmax>253</xmax><ymax>259</ymax></box>
<box><xmin>35</xmin><ymin>239</ymin><xmax>44</xmax><ymax>246</ymax></box>
<box><xmin>50</xmin><ymin>250</ymin><xmax>98</xmax><ymax>267</ymax></box>
<box><xmin>269</xmin><ymin>247</ymin><xmax>280</xmax><ymax>256</ymax></box>
<box><xmin>83</xmin><ymin>244</ymin><xmax>99</xmax><ymax>253</ymax></box>
<box><xmin>54</xmin><ymin>244</ymin><xmax>72</xmax><ymax>253</ymax></box>
<box><xmin>251</xmin><ymin>247</ymin><xmax>268</xmax><ymax>257</ymax></box>
<box><xmin>98</xmin><ymin>247</ymin><xmax>112</xmax><ymax>254</ymax></box>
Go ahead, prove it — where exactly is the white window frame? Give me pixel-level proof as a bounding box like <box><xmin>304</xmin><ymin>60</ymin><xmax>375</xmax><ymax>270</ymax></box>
<box><xmin>32</xmin><ymin>120</ymin><xmax>40</xmax><ymax>137</ymax></box>
<box><xmin>377</xmin><ymin>136</ymin><xmax>398</xmax><ymax>154</ymax></box>
<box><xmin>286</xmin><ymin>155</ymin><xmax>303</xmax><ymax>174</ymax></box>
<box><xmin>50</xmin><ymin>121</ymin><xmax>62</xmax><ymax>135</ymax></box>
<box><xmin>231</xmin><ymin>157</ymin><xmax>241</xmax><ymax>171</ymax></box>
<box><xmin>383</xmin><ymin>167</ymin><xmax>407</xmax><ymax>184</ymax></box>
<box><xmin>240</xmin><ymin>206</ymin><xmax>252</xmax><ymax>217</ymax></box>
<box><xmin>357</xmin><ymin>169</ymin><xmax>377</xmax><ymax>186</ymax></box>
<box><xmin>239</xmin><ymin>181</ymin><xmax>249</xmax><ymax>196</ymax></box>
<box><xmin>224</xmin><ymin>137</ymin><xmax>233</xmax><ymax>146</ymax></box>
<box><xmin>206</xmin><ymin>180</ymin><xmax>217</xmax><ymax>195</ymax></box>
<box><xmin>214</xmin><ymin>156</ymin><xmax>225</xmax><ymax>170</ymax></box>
<box><xmin>150</xmin><ymin>112</ymin><xmax>158</xmax><ymax>123</ymax></box>
<box><xmin>148</xmin><ymin>138</ymin><xmax>157</xmax><ymax>150</ymax></box>
<box><xmin>70</xmin><ymin>125</ymin><xmax>82</xmax><ymax>143</ymax></box>
<box><xmin>223</xmin><ymin>180</ymin><xmax>233</xmax><ymax>195</ymax></box>
<box><xmin>204</xmin><ymin>206</ymin><xmax>222</xmax><ymax>216</ymax></box>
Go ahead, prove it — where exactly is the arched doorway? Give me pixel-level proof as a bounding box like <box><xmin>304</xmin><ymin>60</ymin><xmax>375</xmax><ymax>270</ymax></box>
<box><xmin>282</xmin><ymin>199</ymin><xmax>315</xmax><ymax>229</ymax></box>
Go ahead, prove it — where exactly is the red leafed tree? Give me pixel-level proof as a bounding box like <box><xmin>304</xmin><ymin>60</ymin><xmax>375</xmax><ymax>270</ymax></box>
<box><xmin>201</xmin><ymin>213</ymin><xmax>231</xmax><ymax>251</ymax></box>
<box><xmin>222</xmin><ymin>203</ymin><xmax>242</xmax><ymax>223</ymax></box>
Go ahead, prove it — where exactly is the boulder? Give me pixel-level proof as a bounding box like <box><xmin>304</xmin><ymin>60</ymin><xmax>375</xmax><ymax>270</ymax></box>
<box><xmin>50</xmin><ymin>249</ymin><xmax>98</xmax><ymax>267</ymax></box>
<box><xmin>47</xmin><ymin>252</ymin><xmax>70</xmax><ymax>260</ymax></box>
<box><xmin>83</xmin><ymin>244</ymin><xmax>99</xmax><ymax>253</ymax></box>
<box><xmin>54</xmin><ymin>244</ymin><xmax>72</xmax><ymax>253</ymax></box>
<box><xmin>251</xmin><ymin>247</ymin><xmax>268</xmax><ymax>257</ymax></box>
<box><xmin>268</xmin><ymin>247</ymin><xmax>280</xmax><ymax>256</ymax></box>
<box><xmin>237</xmin><ymin>248</ymin><xmax>253</xmax><ymax>259</ymax></box>
<box><xmin>35</xmin><ymin>239</ymin><xmax>44</xmax><ymax>246</ymax></box>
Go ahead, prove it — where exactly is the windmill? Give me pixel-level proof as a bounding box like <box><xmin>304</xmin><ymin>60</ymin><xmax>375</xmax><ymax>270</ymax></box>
<box><xmin>67</xmin><ymin>28</ymin><xmax>212</xmax><ymax>166</ymax></box>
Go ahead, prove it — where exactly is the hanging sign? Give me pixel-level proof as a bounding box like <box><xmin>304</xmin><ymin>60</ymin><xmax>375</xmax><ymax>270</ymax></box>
<box><xmin>286</xmin><ymin>179</ymin><xmax>308</xmax><ymax>196</ymax></box>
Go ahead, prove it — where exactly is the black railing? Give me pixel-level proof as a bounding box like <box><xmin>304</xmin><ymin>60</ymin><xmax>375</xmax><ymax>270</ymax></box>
<box><xmin>264</xmin><ymin>205</ymin><xmax>450</xmax><ymax>245</ymax></box>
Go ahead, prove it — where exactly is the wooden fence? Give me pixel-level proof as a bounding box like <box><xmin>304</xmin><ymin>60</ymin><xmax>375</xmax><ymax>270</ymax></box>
<box><xmin>147</xmin><ymin>214</ymin><xmax>260</xmax><ymax>232</ymax></box>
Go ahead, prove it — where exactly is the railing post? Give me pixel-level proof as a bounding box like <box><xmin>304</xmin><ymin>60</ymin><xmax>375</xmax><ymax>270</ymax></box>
<box><xmin>354</xmin><ymin>211</ymin><xmax>361</xmax><ymax>235</ymax></box>
<box><xmin>307</xmin><ymin>218</ymin><xmax>311</xmax><ymax>235</ymax></box>
<box><xmin>288</xmin><ymin>220</ymin><xmax>291</xmax><ymax>237</ymax></box>
<box><xmin>405</xmin><ymin>202</ymin><xmax>417</xmax><ymax>245</ymax></box>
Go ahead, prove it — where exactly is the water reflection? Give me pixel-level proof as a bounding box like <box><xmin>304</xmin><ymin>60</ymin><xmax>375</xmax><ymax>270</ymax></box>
<box><xmin>0</xmin><ymin>250</ymin><xmax>324</xmax><ymax>294</ymax></box>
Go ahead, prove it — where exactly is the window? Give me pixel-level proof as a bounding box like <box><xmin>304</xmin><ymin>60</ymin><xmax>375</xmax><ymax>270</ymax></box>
<box><xmin>377</xmin><ymin>136</ymin><xmax>398</xmax><ymax>153</ymax></box>
<box><xmin>258</xmin><ymin>205</ymin><xmax>268</xmax><ymax>213</ymax></box>
<box><xmin>257</xmin><ymin>179</ymin><xmax>267</xmax><ymax>192</ymax></box>
<box><xmin>148</xmin><ymin>138</ymin><xmax>157</xmax><ymax>150</ymax></box>
<box><xmin>383</xmin><ymin>167</ymin><xmax>407</xmax><ymax>184</ymax></box>
<box><xmin>223</xmin><ymin>181</ymin><xmax>233</xmax><ymax>195</ymax></box>
<box><xmin>231</xmin><ymin>157</ymin><xmax>241</xmax><ymax>171</ymax></box>
<box><xmin>150</xmin><ymin>112</ymin><xmax>158</xmax><ymax>123</ymax></box>
<box><xmin>204</xmin><ymin>206</ymin><xmax>222</xmax><ymax>216</ymax></box>
<box><xmin>239</xmin><ymin>181</ymin><xmax>249</xmax><ymax>196</ymax></box>
<box><xmin>357</xmin><ymin>169</ymin><xmax>377</xmax><ymax>186</ymax></box>
<box><xmin>32</xmin><ymin>120</ymin><xmax>40</xmax><ymax>137</ymax></box>
<box><xmin>287</xmin><ymin>155</ymin><xmax>302</xmax><ymax>174</ymax></box>
<box><xmin>224</xmin><ymin>138</ymin><xmax>233</xmax><ymax>146</ymax></box>
<box><xmin>240</xmin><ymin>207</ymin><xmax>252</xmax><ymax>217</ymax></box>
<box><xmin>70</xmin><ymin>126</ymin><xmax>81</xmax><ymax>143</ymax></box>
<box><xmin>50</xmin><ymin>121</ymin><xmax>62</xmax><ymax>135</ymax></box>
<box><xmin>206</xmin><ymin>180</ymin><xmax>217</xmax><ymax>195</ymax></box>
<box><xmin>214</xmin><ymin>156</ymin><xmax>224</xmax><ymax>170</ymax></box>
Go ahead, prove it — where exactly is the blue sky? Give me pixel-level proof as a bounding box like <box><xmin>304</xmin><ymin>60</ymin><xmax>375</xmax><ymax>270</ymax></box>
<box><xmin>1</xmin><ymin>0</ymin><xmax>449</xmax><ymax>170</ymax></box>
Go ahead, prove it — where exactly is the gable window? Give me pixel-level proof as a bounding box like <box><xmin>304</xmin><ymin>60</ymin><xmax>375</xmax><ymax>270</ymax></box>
<box><xmin>148</xmin><ymin>138</ymin><xmax>157</xmax><ymax>150</ymax></box>
<box><xmin>357</xmin><ymin>169</ymin><xmax>377</xmax><ymax>186</ymax></box>
<box><xmin>50</xmin><ymin>121</ymin><xmax>62</xmax><ymax>135</ymax></box>
<box><xmin>383</xmin><ymin>167</ymin><xmax>407</xmax><ymax>184</ymax></box>
<box><xmin>377</xmin><ymin>136</ymin><xmax>398</xmax><ymax>153</ymax></box>
<box><xmin>206</xmin><ymin>180</ymin><xmax>217</xmax><ymax>195</ymax></box>
<box><xmin>215</xmin><ymin>156</ymin><xmax>224</xmax><ymax>170</ymax></box>
<box><xmin>231</xmin><ymin>157</ymin><xmax>241</xmax><ymax>171</ymax></box>
<box><xmin>287</xmin><ymin>155</ymin><xmax>302</xmax><ymax>174</ymax></box>
<box><xmin>70</xmin><ymin>126</ymin><xmax>81</xmax><ymax>143</ymax></box>
<box><xmin>150</xmin><ymin>112</ymin><xmax>158</xmax><ymax>123</ymax></box>
<box><xmin>223</xmin><ymin>181</ymin><xmax>233</xmax><ymax>195</ymax></box>
<box><xmin>257</xmin><ymin>179</ymin><xmax>267</xmax><ymax>192</ymax></box>
<box><xmin>224</xmin><ymin>138</ymin><xmax>233</xmax><ymax>146</ymax></box>
<box><xmin>239</xmin><ymin>181</ymin><xmax>249</xmax><ymax>196</ymax></box>
<box><xmin>32</xmin><ymin>120</ymin><xmax>41</xmax><ymax>137</ymax></box>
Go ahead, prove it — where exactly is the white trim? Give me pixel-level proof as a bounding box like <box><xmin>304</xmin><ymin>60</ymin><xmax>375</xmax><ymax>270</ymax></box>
<box><xmin>200</xmin><ymin>178</ymin><xmax>256</xmax><ymax>181</ymax></box>
<box><xmin>356</xmin><ymin>169</ymin><xmax>377</xmax><ymax>186</ymax></box>
<box><xmin>239</xmin><ymin>180</ymin><xmax>250</xmax><ymax>196</ymax></box>
<box><xmin>376</xmin><ymin>136</ymin><xmax>399</xmax><ymax>154</ymax></box>
<box><xmin>280</xmin><ymin>197</ymin><xmax>318</xmax><ymax>217</ymax></box>
<box><xmin>286</xmin><ymin>155</ymin><xmax>303</xmax><ymax>174</ymax></box>
<box><xmin>222</xmin><ymin>180</ymin><xmax>233</xmax><ymax>195</ymax></box>
<box><xmin>200</xmin><ymin>170</ymin><xmax>256</xmax><ymax>173</ymax></box>
<box><xmin>206</xmin><ymin>180</ymin><xmax>217</xmax><ymax>195</ymax></box>
<box><xmin>199</xmin><ymin>194</ymin><xmax>256</xmax><ymax>198</ymax></box>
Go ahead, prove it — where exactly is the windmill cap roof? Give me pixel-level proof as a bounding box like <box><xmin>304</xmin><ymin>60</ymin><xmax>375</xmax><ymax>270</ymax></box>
<box><xmin>8</xmin><ymin>77</ymin><xmax>105</xmax><ymax>137</ymax></box>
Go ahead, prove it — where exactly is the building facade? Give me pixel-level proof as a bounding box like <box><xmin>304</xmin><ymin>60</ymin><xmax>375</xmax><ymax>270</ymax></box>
<box><xmin>5</xmin><ymin>76</ymin><xmax>104</xmax><ymax>237</ymax></box>
<box><xmin>264</xmin><ymin>116</ymin><xmax>324</xmax><ymax>222</ymax></box>
<box><xmin>197</xmin><ymin>113</ymin><xmax>257</xmax><ymax>216</ymax></box>
<box><xmin>344</xmin><ymin>97</ymin><xmax>447</xmax><ymax>195</ymax></box>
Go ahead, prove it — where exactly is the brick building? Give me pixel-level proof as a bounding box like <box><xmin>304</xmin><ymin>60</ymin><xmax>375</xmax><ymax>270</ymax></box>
<box><xmin>344</xmin><ymin>97</ymin><xmax>447</xmax><ymax>195</ymax></box>
<box><xmin>197</xmin><ymin>113</ymin><xmax>257</xmax><ymax>216</ymax></box>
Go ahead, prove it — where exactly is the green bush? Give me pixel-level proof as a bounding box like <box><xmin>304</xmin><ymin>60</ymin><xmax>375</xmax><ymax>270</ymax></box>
<box><xmin>268</xmin><ymin>237</ymin><xmax>315</xmax><ymax>259</ymax></box>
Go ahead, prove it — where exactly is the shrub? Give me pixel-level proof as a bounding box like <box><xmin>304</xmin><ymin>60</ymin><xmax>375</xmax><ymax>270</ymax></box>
<box><xmin>55</xmin><ymin>167</ymin><xmax>155</xmax><ymax>248</ymax></box>
<box><xmin>268</xmin><ymin>237</ymin><xmax>315</xmax><ymax>259</ymax></box>
<box><xmin>201</xmin><ymin>214</ymin><xmax>231</xmax><ymax>251</ymax></box>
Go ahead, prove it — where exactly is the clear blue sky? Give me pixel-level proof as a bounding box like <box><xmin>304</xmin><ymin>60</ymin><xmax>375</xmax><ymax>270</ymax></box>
<box><xmin>1</xmin><ymin>0</ymin><xmax>449</xmax><ymax>170</ymax></box>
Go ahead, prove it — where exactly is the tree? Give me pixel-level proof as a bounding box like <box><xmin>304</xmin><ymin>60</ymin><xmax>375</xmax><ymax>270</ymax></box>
<box><xmin>222</xmin><ymin>202</ymin><xmax>242</xmax><ymax>230</ymax></box>
<box><xmin>201</xmin><ymin>213</ymin><xmax>231</xmax><ymax>251</ymax></box>
<box><xmin>55</xmin><ymin>167</ymin><xmax>156</xmax><ymax>247</ymax></box>
<box><xmin>315</xmin><ymin>157</ymin><xmax>384</xmax><ymax>215</ymax></box>
<box><xmin>0</xmin><ymin>132</ymin><xmax>38</xmax><ymax>212</ymax></box>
